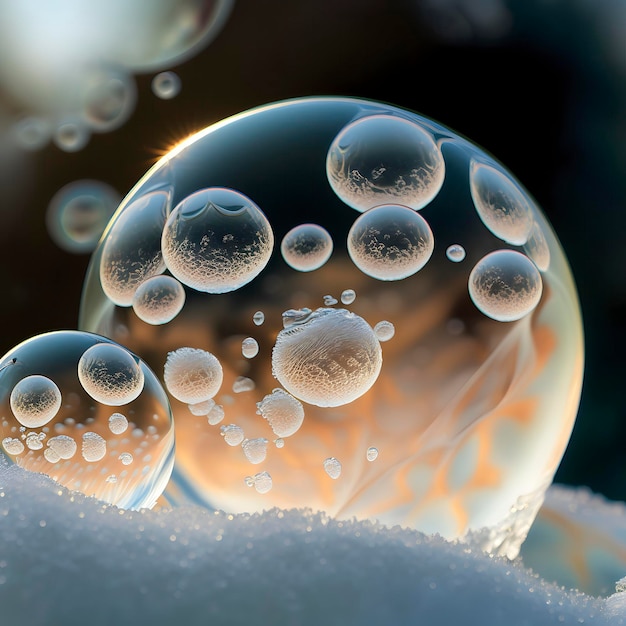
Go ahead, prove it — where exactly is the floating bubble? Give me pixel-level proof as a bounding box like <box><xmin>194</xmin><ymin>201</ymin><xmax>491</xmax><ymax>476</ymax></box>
<box><xmin>207</xmin><ymin>404</ymin><xmax>225</xmax><ymax>426</ymax></box>
<box><xmin>272</xmin><ymin>308</ymin><xmax>382</xmax><ymax>408</ymax></box>
<box><xmin>252</xmin><ymin>311</ymin><xmax>265</xmax><ymax>326</ymax></box>
<box><xmin>252</xmin><ymin>471</ymin><xmax>273</xmax><ymax>494</ymax></box>
<box><xmin>327</xmin><ymin>114</ymin><xmax>445</xmax><ymax>212</ymax></box>
<box><xmin>78</xmin><ymin>343</ymin><xmax>145</xmax><ymax>406</ymax></box>
<box><xmin>274</xmin><ymin>438</ymin><xmax>285</xmax><ymax>449</ymax></box>
<box><xmin>340</xmin><ymin>289</ymin><xmax>356</xmax><ymax>305</ymax></box>
<box><xmin>2</xmin><ymin>437</ymin><xmax>24</xmax><ymax>456</ymax></box>
<box><xmin>323</xmin><ymin>295</ymin><xmax>338</xmax><ymax>306</ymax></box>
<box><xmin>10</xmin><ymin>375</ymin><xmax>62</xmax><ymax>428</ymax></box>
<box><xmin>53</xmin><ymin>119</ymin><xmax>90</xmax><ymax>152</ymax></box>
<box><xmin>163</xmin><ymin>347</ymin><xmax>223</xmax><ymax>404</ymax></box>
<box><xmin>188</xmin><ymin>399</ymin><xmax>216</xmax><ymax>416</ymax></box>
<box><xmin>323</xmin><ymin>457</ymin><xmax>342</xmax><ymax>479</ymax></box>
<box><xmin>468</xmin><ymin>250</ymin><xmax>543</xmax><ymax>322</ymax></box>
<box><xmin>280</xmin><ymin>223</ymin><xmax>333</xmax><ymax>272</ymax></box>
<box><xmin>256</xmin><ymin>388</ymin><xmax>305</xmax><ymax>438</ymax></box>
<box><xmin>132</xmin><ymin>275</ymin><xmax>186</xmax><ymax>325</ymax></box>
<box><xmin>347</xmin><ymin>204</ymin><xmax>434</xmax><ymax>281</ymax></box>
<box><xmin>0</xmin><ymin>331</ymin><xmax>174</xmax><ymax>509</ymax></box>
<box><xmin>119</xmin><ymin>452</ymin><xmax>133</xmax><ymax>466</ymax></box>
<box><xmin>161</xmin><ymin>187</ymin><xmax>274</xmax><ymax>294</ymax></box>
<box><xmin>366</xmin><ymin>447</ymin><xmax>379</xmax><ymax>462</ymax></box>
<box><xmin>241</xmin><ymin>338</ymin><xmax>259</xmax><ymax>359</ymax></box>
<box><xmin>233</xmin><ymin>376</ymin><xmax>255</xmax><ymax>393</ymax></box>
<box><xmin>221</xmin><ymin>424</ymin><xmax>244</xmax><ymax>446</ymax></box>
<box><xmin>373</xmin><ymin>321</ymin><xmax>395</xmax><ymax>342</ymax></box>
<box><xmin>446</xmin><ymin>244</ymin><xmax>466</xmax><ymax>263</ymax></box>
<box><xmin>81</xmin><ymin>97</ymin><xmax>583</xmax><ymax>556</ymax></box>
<box><xmin>152</xmin><ymin>71</ymin><xmax>181</xmax><ymax>100</ymax></box>
<box><xmin>46</xmin><ymin>179</ymin><xmax>121</xmax><ymax>254</ymax></box>
<box><xmin>241</xmin><ymin>438</ymin><xmax>268</xmax><ymax>465</ymax></box>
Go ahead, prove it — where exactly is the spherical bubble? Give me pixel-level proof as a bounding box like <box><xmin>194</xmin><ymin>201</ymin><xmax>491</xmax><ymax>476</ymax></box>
<box><xmin>10</xmin><ymin>375</ymin><xmax>61</xmax><ymax>428</ymax></box>
<box><xmin>340</xmin><ymin>289</ymin><xmax>356</xmax><ymax>305</ymax></box>
<box><xmin>468</xmin><ymin>250</ymin><xmax>543</xmax><ymax>322</ymax></box>
<box><xmin>221</xmin><ymin>424</ymin><xmax>244</xmax><ymax>446</ymax></box>
<box><xmin>132</xmin><ymin>275</ymin><xmax>186</xmax><ymax>325</ymax></box>
<box><xmin>78</xmin><ymin>343</ymin><xmax>145</xmax><ymax>406</ymax></box>
<box><xmin>373</xmin><ymin>320</ymin><xmax>395</xmax><ymax>342</ymax></box>
<box><xmin>161</xmin><ymin>187</ymin><xmax>274</xmax><ymax>294</ymax></box>
<box><xmin>252</xmin><ymin>311</ymin><xmax>265</xmax><ymax>326</ymax></box>
<box><xmin>252</xmin><ymin>471</ymin><xmax>272</xmax><ymax>494</ymax></box>
<box><xmin>327</xmin><ymin>114</ymin><xmax>445</xmax><ymax>212</ymax></box>
<box><xmin>366</xmin><ymin>447</ymin><xmax>379</xmax><ymax>462</ymax></box>
<box><xmin>241</xmin><ymin>438</ymin><xmax>268</xmax><ymax>465</ymax></box>
<box><xmin>0</xmin><ymin>331</ymin><xmax>174</xmax><ymax>509</ymax></box>
<box><xmin>280</xmin><ymin>223</ymin><xmax>333</xmax><ymax>272</ymax></box>
<box><xmin>241</xmin><ymin>337</ymin><xmax>259</xmax><ymax>359</ymax></box>
<box><xmin>11</xmin><ymin>117</ymin><xmax>52</xmax><ymax>151</ymax></box>
<box><xmin>323</xmin><ymin>457</ymin><xmax>342</xmax><ymax>479</ymax></box>
<box><xmin>272</xmin><ymin>308</ymin><xmax>382</xmax><ymax>408</ymax></box>
<box><xmin>152</xmin><ymin>71</ymin><xmax>181</xmax><ymax>100</ymax></box>
<box><xmin>446</xmin><ymin>244</ymin><xmax>466</xmax><ymax>263</ymax></box>
<box><xmin>347</xmin><ymin>204</ymin><xmax>434</xmax><ymax>281</ymax></box>
<box><xmin>53</xmin><ymin>119</ymin><xmax>90</xmax><ymax>152</ymax></box>
<box><xmin>46</xmin><ymin>179</ymin><xmax>121</xmax><ymax>254</ymax></box>
<box><xmin>256</xmin><ymin>388</ymin><xmax>305</xmax><ymax>438</ymax></box>
<box><xmin>163</xmin><ymin>347</ymin><xmax>223</xmax><ymax>404</ymax></box>
<box><xmin>81</xmin><ymin>97</ymin><xmax>583</xmax><ymax>556</ymax></box>
<box><xmin>188</xmin><ymin>398</ymin><xmax>215</xmax><ymax>416</ymax></box>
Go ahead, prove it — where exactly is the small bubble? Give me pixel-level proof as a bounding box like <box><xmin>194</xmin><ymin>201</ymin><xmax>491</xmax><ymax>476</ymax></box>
<box><xmin>2</xmin><ymin>437</ymin><xmax>24</xmax><ymax>456</ymax></box>
<box><xmin>151</xmin><ymin>71</ymin><xmax>182</xmax><ymax>100</ymax></box>
<box><xmin>164</xmin><ymin>347</ymin><xmax>223</xmax><ymax>404</ymax></box>
<box><xmin>323</xmin><ymin>457</ymin><xmax>342</xmax><ymax>479</ymax></box>
<box><xmin>256</xmin><ymin>388</ymin><xmax>304</xmax><ymax>438</ymax></box>
<box><xmin>132</xmin><ymin>275</ymin><xmax>186</xmax><ymax>325</ymax></box>
<box><xmin>446</xmin><ymin>244</ymin><xmax>466</xmax><ymax>262</ymax></box>
<box><xmin>47</xmin><ymin>435</ymin><xmax>77</xmax><ymax>460</ymax></box>
<box><xmin>119</xmin><ymin>452</ymin><xmax>133</xmax><ymax>466</ymax></box>
<box><xmin>241</xmin><ymin>338</ymin><xmax>259</xmax><ymax>359</ymax></box>
<box><xmin>280</xmin><ymin>223</ymin><xmax>333</xmax><ymax>272</ymax></box>
<box><xmin>108</xmin><ymin>413</ymin><xmax>129</xmax><ymax>435</ymax></box>
<box><xmin>244</xmin><ymin>476</ymin><xmax>255</xmax><ymax>488</ymax></box>
<box><xmin>366</xmin><ymin>447</ymin><xmax>379</xmax><ymax>462</ymax></box>
<box><xmin>323</xmin><ymin>295</ymin><xmax>338</xmax><ymax>306</ymax></box>
<box><xmin>106</xmin><ymin>474</ymin><xmax>118</xmax><ymax>483</ymax></box>
<box><xmin>274</xmin><ymin>438</ymin><xmax>285</xmax><ymax>448</ymax></box>
<box><xmin>374</xmin><ymin>320</ymin><xmax>395</xmax><ymax>342</ymax></box>
<box><xmin>188</xmin><ymin>399</ymin><xmax>216</xmax><ymax>416</ymax></box>
<box><xmin>233</xmin><ymin>376</ymin><xmax>255</xmax><ymax>393</ymax></box>
<box><xmin>25</xmin><ymin>432</ymin><xmax>44</xmax><ymax>450</ymax></box>
<box><xmin>82</xmin><ymin>432</ymin><xmax>107</xmax><ymax>462</ymax></box>
<box><xmin>207</xmin><ymin>404</ymin><xmax>225</xmax><ymax>426</ymax></box>
<box><xmin>10</xmin><ymin>375</ymin><xmax>62</xmax><ymax>429</ymax></box>
<box><xmin>253</xmin><ymin>471</ymin><xmax>273</xmax><ymax>494</ymax></box>
<box><xmin>241</xmin><ymin>438</ymin><xmax>269</xmax><ymax>464</ymax></box>
<box><xmin>220</xmin><ymin>424</ymin><xmax>244</xmax><ymax>446</ymax></box>
<box><xmin>340</xmin><ymin>289</ymin><xmax>356</xmax><ymax>305</ymax></box>
<box><xmin>252</xmin><ymin>311</ymin><xmax>265</xmax><ymax>326</ymax></box>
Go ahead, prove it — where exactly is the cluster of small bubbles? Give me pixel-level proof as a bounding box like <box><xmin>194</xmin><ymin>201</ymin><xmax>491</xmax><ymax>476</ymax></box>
<box><xmin>272</xmin><ymin>308</ymin><xmax>382</xmax><ymax>407</ymax></box>
<box><xmin>252</xmin><ymin>471</ymin><xmax>273</xmax><ymax>494</ymax></box>
<box><xmin>348</xmin><ymin>204</ymin><xmax>434</xmax><ymax>281</ymax></box>
<box><xmin>151</xmin><ymin>71</ymin><xmax>181</xmax><ymax>100</ymax></box>
<box><xmin>161</xmin><ymin>187</ymin><xmax>274</xmax><ymax>294</ymax></box>
<box><xmin>340</xmin><ymin>289</ymin><xmax>356</xmax><ymax>305</ymax></box>
<box><xmin>323</xmin><ymin>457</ymin><xmax>342</xmax><ymax>479</ymax></box>
<box><xmin>256</xmin><ymin>388</ymin><xmax>305</xmax><ymax>438</ymax></box>
<box><xmin>108</xmin><ymin>412</ymin><xmax>128</xmax><ymax>435</ymax></box>
<box><xmin>163</xmin><ymin>347</ymin><xmax>223</xmax><ymax>404</ymax></box>
<box><xmin>274</xmin><ymin>438</ymin><xmax>285</xmax><ymax>449</ymax></box>
<box><xmin>46</xmin><ymin>180</ymin><xmax>121</xmax><ymax>254</ymax></box>
<box><xmin>188</xmin><ymin>398</ymin><xmax>216</xmax><ymax>416</ymax></box>
<box><xmin>323</xmin><ymin>295</ymin><xmax>338</xmax><ymax>306</ymax></box>
<box><xmin>119</xmin><ymin>452</ymin><xmax>133</xmax><ymax>466</ymax></box>
<box><xmin>446</xmin><ymin>244</ymin><xmax>466</xmax><ymax>263</ymax></box>
<box><xmin>280</xmin><ymin>223</ymin><xmax>333</xmax><ymax>272</ymax></box>
<box><xmin>132</xmin><ymin>275</ymin><xmax>186</xmax><ymax>325</ymax></box>
<box><xmin>232</xmin><ymin>376</ymin><xmax>255</xmax><ymax>393</ymax></box>
<box><xmin>241</xmin><ymin>337</ymin><xmax>259</xmax><ymax>359</ymax></box>
<box><xmin>366</xmin><ymin>447</ymin><xmax>379</xmax><ymax>462</ymax></box>
<box><xmin>53</xmin><ymin>120</ymin><xmax>90</xmax><ymax>153</ymax></box>
<box><xmin>373</xmin><ymin>320</ymin><xmax>395</xmax><ymax>342</ymax></box>
<box><xmin>241</xmin><ymin>438</ymin><xmax>269</xmax><ymax>464</ymax></box>
<box><xmin>2</xmin><ymin>438</ymin><xmax>24</xmax><ymax>456</ymax></box>
<box><xmin>469</xmin><ymin>250</ymin><xmax>543</xmax><ymax>322</ymax></box>
<box><xmin>252</xmin><ymin>311</ymin><xmax>265</xmax><ymax>326</ymax></box>
<box><xmin>220</xmin><ymin>424</ymin><xmax>244</xmax><ymax>446</ymax></box>
<box><xmin>47</xmin><ymin>435</ymin><xmax>77</xmax><ymax>461</ymax></box>
<box><xmin>207</xmin><ymin>404</ymin><xmax>225</xmax><ymax>426</ymax></box>
<box><xmin>326</xmin><ymin>114</ymin><xmax>445</xmax><ymax>212</ymax></box>
<box><xmin>78</xmin><ymin>343</ymin><xmax>145</xmax><ymax>406</ymax></box>
<box><xmin>10</xmin><ymin>375</ymin><xmax>62</xmax><ymax>428</ymax></box>
<box><xmin>81</xmin><ymin>432</ymin><xmax>107</xmax><ymax>462</ymax></box>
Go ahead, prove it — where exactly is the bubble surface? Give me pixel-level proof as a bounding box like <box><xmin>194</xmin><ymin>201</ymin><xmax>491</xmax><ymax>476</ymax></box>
<box><xmin>10</xmin><ymin>375</ymin><xmax>62</xmax><ymax>428</ymax></box>
<box><xmin>280</xmin><ymin>223</ymin><xmax>333</xmax><ymax>272</ymax></box>
<box><xmin>151</xmin><ymin>71</ymin><xmax>181</xmax><ymax>100</ymax></box>
<box><xmin>163</xmin><ymin>348</ymin><xmax>223</xmax><ymax>404</ymax></box>
<box><xmin>132</xmin><ymin>275</ymin><xmax>186</xmax><ymax>325</ymax></box>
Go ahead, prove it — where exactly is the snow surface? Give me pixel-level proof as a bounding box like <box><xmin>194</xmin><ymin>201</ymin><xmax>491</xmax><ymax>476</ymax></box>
<box><xmin>0</xmin><ymin>459</ymin><xmax>624</xmax><ymax>626</ymax></box>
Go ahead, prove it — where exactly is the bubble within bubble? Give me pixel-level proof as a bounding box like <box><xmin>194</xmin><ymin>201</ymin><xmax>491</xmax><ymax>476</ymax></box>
<box><xmin>374</xmin><ymin>321</ymin><xmax>395</xmax><ymax>342</ymax></box>
<box><xmin>152</xmin><ymin>71</ymin><xmax>181</xmax><ymax>100</ymax></box>
<box><xmin>280</xmin><ymin>223</ymin><xmax>333</xmax><ymax>272</ymax></box>
<box><xmin>366</xmin><ymin>447</ymin><xmax>379</xmax><ymax>462</ymax></box>
<box><xmin>81</xmin><ymin>97</ymin><xmax>583</xmax><ymax>556</ymax></box>
<box><xmin>253</xmin><ymin>471</ymin><xmax>273</xmax><ymax>494</ymax></box>
<box><xmin>340</xmin><ymin>289</ymin><xmax>356</xmax><ymax>305</ymax></box>
<box><xmin>323</xmin><ymin>457</ymin><xmax>342</xmax><ymax>479</ymax></box>
<box><xmin>10</xmin><ymin>375</ymin><xmax>62</xmax><ymax>428</ymax></box>
<box><xmin>327</xmin><ymin>114</ymin><xmax>445</xmax><ymax>212</ymax></box>
<box><xmin>272</xmin><ymin>308</ymin><xmax>382</xmax><ymax>408</ymax></box>
<box><xmin>221</xmin><ymin>424</ymin><xmax>244</xmax><ymax>446</ymax></box>
<box><xmin>241</xmin><ymin>337</ymin><xmax>259</xmax><ymax>359</ymax></box>
<box><xmin>347</xmin><ymin>204</ymin><xmax>434</xmax><ymax>281</ymax></box>
<box><xmin>241</xmin><ymin>438</ymin><xmax>268</xmax><ymax>464</ymax></box>
<box><xmin>252</xmin><ymin>311</ymin><xmax>265</xmax><ymax>326</ymax></box>
<box><xmin>46</xmin><ymin>180</ymin><xmax>121</xmax><ymax>254</ymax></box>
<box><xmin>132</xmin><ymin>275</ymin><xmax>186</xmax><ymax>325</ymax></box>
<box><xmin>78</xmin><ymin>343</ymin><xmax>145</xmax><ymax>406</ymax></box>
<box><xmin>446</xmin><ymin>244</ymin><xmax>466</xmax><ymax>263</ymax></box>
<box><xmin>163</xmin><ymin>347</ymin><xmax>223</xmax><ymax>404</ymax></box>
<box><xmin>256</xmin><ymin>388</ymin><xmax>305</xmax><ymax>438</ymax></box>
<box><xmin>161</xmin><ymin>187</ymin><xmax>274</xmax><ymax>294</ymax></box>
<box><xmin>469</xmin><ymin>250</ymin><xmax>543</xmax><ymax>322</ymax></box>
<box><xmin>0</xmin><ymin>331</ymin><xmax>174</xmax><ymax>509</ymax></box>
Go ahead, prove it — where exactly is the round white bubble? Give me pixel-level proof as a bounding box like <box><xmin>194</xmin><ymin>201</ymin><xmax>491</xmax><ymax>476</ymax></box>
<box><xmin>151</xmin><ymin>71</ymin><xmax>181</xmax><ymax>100</ymax></box>
<box><xmin>446</xmin><ymin>244</ymin><xmax>466</xmax><ymax>263</ymax></box>
<box><xmin>256</xmin><ymin>388</ymin><xmax>305</xmax><ymax>438</ymax></box>
<box><xmin>163</xmin><ymin>347</ymin><xmax>223</xmax><ymax>404</ymax></box>
<box><xmin>47</xmin><ymin>435</ymin><xmax>77</xmax><ymax>460</ymax></box>
<box><xmin>221</xmin><ymin>424</ymin><xmax>244</xmax><ymax>446</ymax></box>
<box><xmin>241</xmin><ymin>337</ymin><xmax>259</xmax><ymax>359</ymax></box>
<box><xmin>374</xmin><ymin>320</ymin><xmax>395</xmax><ymax>342</ymax></box>
<box><xmin>108</xmin><ymin>412</ymin><xmax>128</xmax><ymax>435</ymax></box>
<box><xmin>468</xmin><ymin>250</ymin><xmax>543</xmax><ymax>322</ymax></box>
<box><xmin>132</xmin><ymin>275</ymin><xmax>186</xmax><ymax>325</ymax></box>
<box><xmin>241</xmin><ymin>438</ymin><xmax>268</xmax><ymax>465</ymax></box>
<box><xmin>340</xmin><ymin>289</ymin><xmax>356</xmax><ymax>305</ymax></box>
<box><xmin>280</xmin><ymin>223</ymin><xmax>333</xmax><ymax>272</ymax></box>
<box><xmin>82</xmin><ymin>432</ymin><xmax>107</xmax><ymax>462</ymax></box>
<box><xmin>10</xmin><ymin>375</ymin><xmax>62</xmax><ymax>428</ymax></box>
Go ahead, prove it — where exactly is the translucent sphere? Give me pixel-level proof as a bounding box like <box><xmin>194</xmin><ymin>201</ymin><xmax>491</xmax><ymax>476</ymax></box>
<box><xmin>152</xmin><ymin>71</ymin><xmax>181</xmax><ymax>100</ymax></box>
<box><xmin>10</xmin><ymin>375</ymin><xmax>62</xmax><ymax>429</ymax></box>
<box><xmin>163</xmin><ymin>347</ymin><xmax>223</xmax><ymax>404</ymax></box>
<box><xmin>81</xmin><ymin>97</ymin><xmax>583</xmax><ymax>557</ymax></box>
<box><xmin>280</xmin><ymin>223</ymin><xmax>333</xmax><ymax>272</ymax></box>
<box><xmin>132</xmin><ymin>275</ymin><xmax>186</xmax><ymax>325</ymax></box>
<box><xmin>0</xmin><ymin>331</ymin><xmax>174</xmax><ymax>509</ymax></box>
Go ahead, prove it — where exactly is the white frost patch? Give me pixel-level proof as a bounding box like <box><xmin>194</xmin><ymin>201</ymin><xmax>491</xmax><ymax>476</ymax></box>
<box><xmin>0</xmin><ymin>460</ymin><xmax>622</xmax><ymax>626</ymax></box>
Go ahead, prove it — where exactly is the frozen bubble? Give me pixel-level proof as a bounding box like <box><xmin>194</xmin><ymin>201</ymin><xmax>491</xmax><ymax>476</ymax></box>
<box><xmin>374</xmin><ymin>320</ymin><xmax>395</xmax><ymax>342</ymax></box>
<box><xmin>280</xmin><ymin>223</ymin><xmax>333</xmax><ymax>272</ymax></box>
<box><xmin>119</xmin><ymin>452</ymin><xmax>133</xmax><ymax>466</ymax></box>
<box><xmin>53</xmin><ymin>119</ymin><xmax>90</xmax><ymax>152</ymax></box>
<box><xmin>132</xmin><ymin>275</ymin><xmax>186</xmax><ymax>325</ymax></box>
<box><xmin>78</xmin><ymin>343</ymin><xmax>145</xmax><ymax>406</ymax></box>
<box><xmin>241</xmin><ymin>337</ymin><xmax>259</xmax><ymax>359</ymax></box>
<box><xmin>470</xmin><ymin>160</ymin><xmax>533</xmax><ymax>246</ymax></box>
<box><xmin>82</xmin><ymin>431</ymin><xmax>107</xmax><ymax>462</ymax></box>
<box><xmin>46</xmin><ymin>179</ymin><xmax>121</xmax><ymax>254</ymax></box>
<box><xmin>207</xmin><ymin>404</ymin><xmax>225</xmax><ymax>426</ymax></box>
<box><xmin>274</xmin><ymin>438</ymin><xmax>285</xmax><ymax>449</ymax></box>
<box><xmin>163</xmin><ymin>347</ymin><xmax>223</xmax><ymax>404</ymax></box>
<box><xmin>469</xmin><ymin>250</ymin><xmax>543</xmax><ymax>322</ymax></box>
<box><xmin>366</xmin><ymin>447</ymin><xmax>379</xmax><ymax>462</ymax></box>
<box><xmin>340</xmin><ymin>289</ymin><xmax>356</xmax><ymax>305</ymax></box>
<box><xmin>446</xmin><ymin>244</ymin><xmax>466</xmax><ymax>263</ymax></box>
<box><xmin>256</xmin><ymin>388</ymin><xmax>305</xmax><ymax>438</ymax></box>
<box><xmin>2</xmin><ymin>437</ymin><xmax>24</xmax><ymax>456</ymax></box>
<box><xmin>241</xmin><ymin>438</ymin><xmax>268</xmax><ymax>464</ymax></box>
<box><xmin>327</xmin><ymin>114</ymin><xmax>445</xmax><ymax>212</ymax></box>
<box><xmin>220</xmin><ymin>424</ymin><xmax>244</xmax><ymax>446</ymax></box>
<box><xmin>100</xmin><ymin>190</ymin><xmax>170</xmax><ymax>306</ymax></box>
<box><xmin>323</xmin><ymin>457</ymin><xmax>342</xmax><ymax>479</ymax></box>
<box><xmin>161</xmin><ymin>187</ymin><xmax>274</xmax><ymax>294</ymax></box>
<box><xmin>47</xmin><ymin>435</ymin><xmax>77</xmax><ymax>460</ymax></box>
<box><xmin>10</xmin><ymin>375</ymin><xmax>62</xmax><ymax>428</ymax></box>
<box><xmin>188</xmin><ymin>398</ymin><xmax>216</xmax><ymax>416</ymax></box>
<box><xmin>272</xmin><ymin>308</ymin><xmax>382</xmax><ymax>408</ymax></box>
<box><xmin>108</xmin><ymin>412</ymin><xmax>128</xmax><ymax>435</ymax></box>
<box><xmin>151</xmin><ymin>71</ymin><xmax>181</xmax><ymax>100</ymax></box>
<box><xmin>253</xmin><ymin>471</ymin><xmax>273</xmax><ymax>494</ymax></box>
<box><xmin>252</xmin><ymin>311</ymin><xmax>265</xmax><ymax>326</ymax></box>
<box><xmin>347</xmin><ymin>204</ymin><xmax>434</xmax><ymax>281</ymax></box>
<box><xmin>25</xmin><ymin>433</ymin><xmax>45</xmax><ymax>451</ymax></box>
<box><xmin>233</xmin><ymin>376</ymin><xmax>255</xmax><ymax>393</ymax></box>
<box><xmin>323</xmin><ymin>295</ymin><xmax>338</xmax><ymax>306</ymax></box>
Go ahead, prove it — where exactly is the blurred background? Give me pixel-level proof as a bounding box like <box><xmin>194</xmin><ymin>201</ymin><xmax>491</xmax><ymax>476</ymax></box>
<box><xmin>0</xmin><ymin>0</ymin><xmax>624</xmax><ymax>501</ymax></box>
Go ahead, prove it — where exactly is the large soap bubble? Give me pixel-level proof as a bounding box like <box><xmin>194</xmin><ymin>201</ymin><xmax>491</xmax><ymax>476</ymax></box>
<box><xmin>0</xmin><ymin>331</ymin><xmax>174</xmax><ymax>509</ymax></box>
<box><xmin>80</xmin><ymin>97</ymin><xmax>583</xmax><ymax>558</ymax></box>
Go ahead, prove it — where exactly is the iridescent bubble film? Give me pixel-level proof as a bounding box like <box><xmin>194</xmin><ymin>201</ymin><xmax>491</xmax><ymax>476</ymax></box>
<box><xmin>80</xmin><ymin>97</ymin><xmax>583</xmax><ymax>557</ymax></box>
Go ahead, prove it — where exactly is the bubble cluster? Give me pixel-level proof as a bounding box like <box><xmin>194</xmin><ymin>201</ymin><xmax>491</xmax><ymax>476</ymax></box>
<box><xmin>280</xmin><ymin>224</ymin><xmax>333</xmax><ymax>272</ymax></box>
<box><xmin>164</xmin><ymin>348</ymin><xmax>223</xmax><ymax>404</ymax></box>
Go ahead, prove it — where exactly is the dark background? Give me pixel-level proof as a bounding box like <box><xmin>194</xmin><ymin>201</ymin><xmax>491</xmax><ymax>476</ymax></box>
<box><xmin>0</xmin><ymin>0</ymin><xmax>624</xmax><ymax>500</ymax></box>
